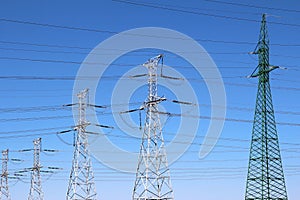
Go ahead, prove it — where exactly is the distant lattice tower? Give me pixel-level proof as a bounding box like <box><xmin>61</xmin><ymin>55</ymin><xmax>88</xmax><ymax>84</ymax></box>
<box><xmin>28</xmin><ymin>138</ymin><xmax>43</xmax><ymax>200</ymax></box>
<box><xmin>0</xmin><ymin>149</ymin><xmax>11</xmax><ymax>200</ymax></box>
<box><xmin>133</xmin><ymin>54</ymin><xmax>174</xmax><ymax>200</ymax></box>
<box><xmin>245</xmin><ymin>14</ymin><xmax>288</xmax><ymax>200</ymax></box>
<box><xmin>66</xmin><ymin>88</ymin><xmax>97</xmax><ymax>200</ymax></box>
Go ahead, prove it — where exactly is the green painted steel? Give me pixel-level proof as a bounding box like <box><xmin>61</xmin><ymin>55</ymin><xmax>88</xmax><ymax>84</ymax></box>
<box><xmin>245</xmin><ymin>14</ymin><xmax>288</xmax><ymax>200</ymax></box>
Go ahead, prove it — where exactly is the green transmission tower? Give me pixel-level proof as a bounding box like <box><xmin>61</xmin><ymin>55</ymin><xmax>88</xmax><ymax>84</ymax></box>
<box><xmin>245</xmin><ymin>14</ymin><xmax>288</xmax><ymax>200</ymax></box>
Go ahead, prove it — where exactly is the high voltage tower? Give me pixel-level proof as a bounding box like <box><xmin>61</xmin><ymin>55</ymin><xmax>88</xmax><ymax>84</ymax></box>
<box><xmin>28</xmin><ymin>138</ymin><xmax>43</xmax><ymax>200</ymax></box>
<box><xmin>245</xmin><ymin>14</ymin><xmax>288</xmax><ymax>200</ymax></box>
<box><xmin>0</xmin><ymin>150</ymin><xmax>10</xmax><ymax>200</ymax></box>
<box><xmin>133</xmin><ymin>54</ymin><xmax>174</xmax><ymax>200</ymax></box>
<box><xmin>0</xmin><ymin>139</ymin><xmax>58</xmax><ymax>200</ymax></box>
<box><xmin>66</xmin><ymin>88</ymin><xmax>97</xmax><ymax>200</ymax></box>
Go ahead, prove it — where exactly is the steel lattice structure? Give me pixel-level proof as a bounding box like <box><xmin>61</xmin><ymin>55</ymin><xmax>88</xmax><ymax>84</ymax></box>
<box><xmin>28</xmin><ymin>138</ymin><xmax>43</xmax><ymax>200</ymax></box>
<box><xmin>133</xmin><ymin>54</ymin><xmax>174</xmax><ymax>200</ymax></box>
<box><xmin>0</xmin><ymin>149</ymin><xmax>10</xmax><ymax>200</ymax></box>
<box><xmin>245</xmin><ymin>14</ymin><xmax>288</xmax><ymax>200</ymax></box>
<box><xmin>66</xmin><ymin>88</ymin><xmax>97</xmax><ymax>200</ymax></box>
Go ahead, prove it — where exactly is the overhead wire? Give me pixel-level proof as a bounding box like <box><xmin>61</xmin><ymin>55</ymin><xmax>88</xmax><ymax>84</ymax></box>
<box><xmin>0</xmin><ymin>46</ymin><xmax>250</xmax><ymax>56</ymax></box>
<box><xmin>2</xmin><ymin>45</ymin><xmax>300</xmax><ymax>59</ymax></box>
<box><xmin>1</xmin><ymin>70</ymin><xmax>300</xmax><ymax>92</ymax></box>
<box><xmin>1</xmin><ymin>38</ymin><xmax>300</xmax><ymax>49</ymax></box>
<box><xmin>0</xmin><ymin>105</ymin><xmax>69</xmax><ymax>113</ymax></box>
<box><xmin>0</xmin><ymin>107</ymin><xmax>300</xmax><ymax>127</ymax></box>
<box><xmin>1</xmin><ymin>120</ymin><xmax>299</xmax><ymax>148</ymax></box>
<box><xmin>112</xmin><ymin>0</ymin><xmax>300</xmax><ymax>28</ymax></box>
<box><xmin>1</xmin><ymin>17</ymin><xmax>300</xmax><ymax>45</ymax></box>
<box><xmin>203</xmin><ymin>0</ymin><xmax>300</xmax><ymax>14</ymax></box>
<box><xmin>0</xmin><ymin>2</ymin><xmax>299</xmax><ymax>192</ymax></box>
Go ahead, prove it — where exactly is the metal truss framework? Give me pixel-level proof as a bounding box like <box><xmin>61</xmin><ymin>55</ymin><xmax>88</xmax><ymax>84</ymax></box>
<box><xmin>133</xmin><ymin>54</ymin><xmax>174</xmax><ymax>200</ymax></box>
<box><xmin>66</xmin><ymin>89</ymin><xmax>97</xmax><ymax>200</ymax></box>
<box><xmin>0</xmin><ymin>149</ymin><xmax>10</xmax><ymax>200</ymax></box>
<box><xmin>245</xmin><ymin>14</ymin><xmax>288</xmax><ymax>200</ymax></box>
<box><xmin>28</xmin><ymin>138</ymin><xmax>43</xmax><ymax>200</ymax></box>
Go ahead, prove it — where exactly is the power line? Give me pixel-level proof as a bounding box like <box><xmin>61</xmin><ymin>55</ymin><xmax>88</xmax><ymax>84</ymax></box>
<box><xmin>0</xmin><ymin>131</ymin><xmax>298</xmax><ymax>155</ymax></box>
<box><xmin>0</xmin><ymin>56</ymin><xmax>83</xmax><ymax>65</ymax></box>
<box><xmin>0</xmin><ymin>105</ymin><xmax>300</xmax><ymax>126</ymax></box>
<box><xmin>1</xmin><ymin>16</ymin><xmax>300</xmax><ymax>45</ymax></box>
<box><xmin>0</xmin><ymin>56</ymin><xmax>253</xmax><ymax>70</ymax></box>
<box><xmin>0</xmin><ymin>40</ymin><xmax>92</xmax><ymax>50</ymax></box>
<box><xmin>0</xmin><ymin>18</ymin><xmax>115</xmax><ymax>34</ymax></box>
<box><xmin>0</xmin><ymin>75</ymin><xmax>241</xmax><ymax>81</ymax></box>
<box><xmin>1</xmin><ymin>100</ymin><xmax>300</xmax><ymax>116</ymax></box>
<box><xmin>0</xmin><ymin>46</ymin><xmax>251</xmax><ymax>56</ymax></box>
<box><xmin>0</xmin><ymin>126</ymin><xmax>71</xmax><ymax>135</ymax></box>
<box><xmin>16</xmin><ymin>173</ymin><xmax>300</xmax><ymax>182</ymax></box>
<box><xmin>156</xmin><ymin>111</ymin><xmax>300</xmax><ymax>127</ymax></box>
<box><xmin>1</xmin><ymin>73</ymin><xmax>300</xmax><ymax>93</ymax></box>
<box><xmin>0</xmin><ymin>126</ymin><xmax>299</xmax><ymax>149</ymax></box>
<box><xmin>203</xmin><ymin>0</ymin><xmax>300</xmax><ymax>14</ymax></box>
<box><xmin>1</xmin><ymin>39</ymin><xmax>300</xmax><ymax>49</ymax></box>
<box><xmin>2</xmin><ymin>45</ymin><xmax>300</xmax><ymax>59</ymax></box>
<box><xmin>112</xmin><ymin>0</ymin><xmax>300</xmax><ymax>28</ymax></box>
<box><xmin>33</xmin><ymin>167</ymin><xmax>300</xmax><ymax>179</ymax></box>
<box><xmin>1</xmin><ymin>53</ymin><xmax>299</xmax><ymax>71</ymax></box>
<box><xmin>0</xmin><ymin>105</ymin><xmax>68</xmax><ymax>113</ymax></box>
<box><xmin>0</xmin><ymin>103</ymin><xmax>133</xmax><ymax>113</ymax></box>
<box><xmin>153</xmin><ymin>1</ymin><xmax>262</xmax><ymax>16</ymax></box>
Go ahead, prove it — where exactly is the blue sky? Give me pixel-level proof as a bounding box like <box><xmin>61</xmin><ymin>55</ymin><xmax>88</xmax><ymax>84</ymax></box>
<box><xmin>0</xmin><ymin>0</ymin><xmax>300</xmax><ymax>199</ymax></box>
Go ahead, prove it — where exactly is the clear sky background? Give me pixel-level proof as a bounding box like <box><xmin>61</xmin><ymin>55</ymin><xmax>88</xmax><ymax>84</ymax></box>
<box><xmin>0</xmin><ymin>0</ymin><xmax>299</xmax><ymax>199</ymax></box>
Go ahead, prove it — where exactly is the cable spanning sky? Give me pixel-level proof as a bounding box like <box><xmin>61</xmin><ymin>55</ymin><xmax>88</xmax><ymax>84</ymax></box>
<box><xmin>0</xmin><ymin>1</ymin><xmax>299</xmax><ymax>199</ymax></box>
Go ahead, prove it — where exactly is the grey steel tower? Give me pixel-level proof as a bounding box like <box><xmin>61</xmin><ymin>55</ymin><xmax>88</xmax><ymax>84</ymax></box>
<box><xmin>245</xmin><ymin>14</ymin><xmax>288</xmax><ymax>200</ymax></box>
<box><xmin>133</xmin><ymin>54</ymin><xmax>174</xmax><ymax>200</ymax></box>
<box><xmin>28</xmin><ymin>138</ymin><xmax>43</xmax><ymax>200</ymax></box>
<box><xmin>66</xmin><ymin>88</ymin><xmax>97</xmax><ymax>200</ymax></box>
<box><xmin>0</xmin><ymin>149</ymin><xmax>10</xmax><ymax>200</ymax></box>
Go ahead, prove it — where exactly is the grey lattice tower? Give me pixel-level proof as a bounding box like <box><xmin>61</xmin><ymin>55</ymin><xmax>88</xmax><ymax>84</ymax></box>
<box><xmin>133</xmin><ymin>54</ymin><xmax>174</xmax><ymax>200</ymax></box>
<box><xmin>28</xmin><ymin>138</ymin><xmax>43</xmax><ymax>200</ymax></box>
<box><xmin>245</xmin><ymin>14</ymin><xmax>288</xmax><ymax>200</ymax></box>
<box><xmin>0</xmin><ymin>149</ymin><xmax>10</xmax><ymax>200</ymax></box>
<box><xmin>66</xmin><ymin>88</ymin><xmax>97</xmax><ymax>200</ymax></box>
